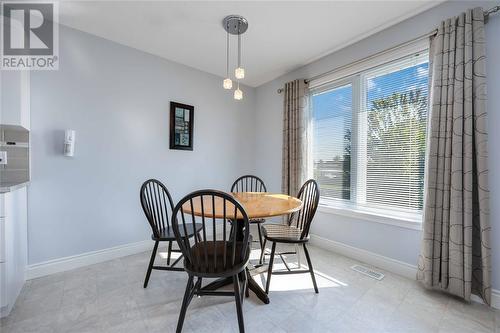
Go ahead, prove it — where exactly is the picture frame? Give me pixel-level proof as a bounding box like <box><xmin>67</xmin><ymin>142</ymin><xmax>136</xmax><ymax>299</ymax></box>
<box><xmin>169</xmin><ymin>102</ymin><xmax>194</xmax><ymax>151</ymax></box>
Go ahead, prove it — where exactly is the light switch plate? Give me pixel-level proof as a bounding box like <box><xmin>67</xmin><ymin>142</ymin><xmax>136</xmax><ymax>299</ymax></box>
<box><xmin>0</xmin><ymin>151</ymin><xmax>6</xmax><ymax>165</ymax></box>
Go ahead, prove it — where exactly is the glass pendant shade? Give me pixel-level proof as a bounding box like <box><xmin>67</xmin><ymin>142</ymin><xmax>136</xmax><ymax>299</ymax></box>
<box><xmin>223</xmin><ymin>78</ymin><xmax>233</xmax><ymax>89</ymax></box>
<box><xmin>234</xmin><ymin>88</ymin><xmax>243</xmax><ymax>100</ymax></box>
<box><xmin>235</xmin><ymin>67</ymin><xmax>245</xmax><ymax>79</ymax></box>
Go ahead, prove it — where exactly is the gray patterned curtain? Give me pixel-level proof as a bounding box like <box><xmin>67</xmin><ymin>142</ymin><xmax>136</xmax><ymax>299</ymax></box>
<box><xmin>417</xmin><ymin>7</ymin><xmax>491</xmax><ymax>305</ymax></box>
<box><xmin>282</xmin><ymin>79</ymin><xmax>309</xmax><ymax>196</ymax></box>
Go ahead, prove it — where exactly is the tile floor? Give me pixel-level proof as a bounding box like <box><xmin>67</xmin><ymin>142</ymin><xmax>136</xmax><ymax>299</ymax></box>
<box><xmin>1</xmin><ymin>244</ymin><xmax>499</xmax><ymax>332</ymax></box>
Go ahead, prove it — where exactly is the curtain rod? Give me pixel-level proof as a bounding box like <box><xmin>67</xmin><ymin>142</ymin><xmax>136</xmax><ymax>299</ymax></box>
<box><xmin>276</xmin><ymin>30</ymin><xmax>435</xmax><ymax>94</ymax></box>
<box><xmin>277</xmin><ymin>5</ymin><xmax>499</xmax><ymax>94</ymax></box>
<box><xmin>485</xmin><ymin>5</ymin><xmax>500</xmax><ymax>19</ymax></box>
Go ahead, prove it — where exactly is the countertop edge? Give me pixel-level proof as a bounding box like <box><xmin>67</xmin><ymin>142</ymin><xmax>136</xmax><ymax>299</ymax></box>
<box><xmin>0</xmin><ymin>181</ymin><xmax>30</xmax><ymax>193</ymax></box>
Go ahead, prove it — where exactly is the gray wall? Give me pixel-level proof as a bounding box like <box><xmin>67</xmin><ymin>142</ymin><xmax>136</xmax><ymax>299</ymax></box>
<box><xmin>28</xmin><ymin>2</ymin><xmax>500</xmax><ymax>292</ymax></box>
<box><xmin>29</xmin><ymin>26</ymin><xmax>256</xmax><ymax>264</ymax></box>
<box><xmin>254</xmin><ymin>0</ymin><xmax>500</xmax><ymax>288</ymax></box>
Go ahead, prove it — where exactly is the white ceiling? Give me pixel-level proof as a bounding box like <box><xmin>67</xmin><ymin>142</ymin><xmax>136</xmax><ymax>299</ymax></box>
<box><xmin>58</xmin><ymin>1</ymin><xmax>443</xmax><ymax>87</ymax></box>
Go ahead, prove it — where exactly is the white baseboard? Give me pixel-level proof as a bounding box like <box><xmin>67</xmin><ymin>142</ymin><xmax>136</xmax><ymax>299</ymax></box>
<box><xmin>310</xmin><ymin>234</ymin><xmax>418</xmax><ymax>279</ymax></box>
<box><xmin>26</xmin><ymin>240</ymin><xmax>153</xmax><ymax>280</ymax></box>
<box><xmin>309</xmin><ymin>234</ymin><xmax>500</xmax><ymax>310</ymax></box>
<box><xmin>492</xmin><ymin>289</ymin><xmax>500</xmax><ymax>309</ymax></box>
<box><xmin>0</xmin><ymin>279</ymin><xmax>23</xmax><ymax>318</ymax></box>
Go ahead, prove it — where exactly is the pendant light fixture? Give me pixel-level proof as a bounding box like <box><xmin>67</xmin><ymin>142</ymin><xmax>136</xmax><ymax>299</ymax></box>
<box><xmin>222</xmin><ymin>15</ymin><xmax>248</xmax><ymax>100</ymax></box>
<box><xmin>222</xmin><ymin>24</ymin><xmax>232</xmax><ymax>89</ymax></box>
<box><xmin>235</xmin><ymin>30</ymin><xmax>245</xmax><ymax>79</ymax></box>
<box><xmin>234</xmin><ymin>82</ymin><xmax>243</xmax><ymax>100</ymax></box>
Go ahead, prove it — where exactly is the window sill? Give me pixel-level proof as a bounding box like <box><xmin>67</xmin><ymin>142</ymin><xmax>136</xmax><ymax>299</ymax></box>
<box><xmin>317</xmin><ymin>200</ymin><xmax>423</xmax><ymax>231</ymax></box>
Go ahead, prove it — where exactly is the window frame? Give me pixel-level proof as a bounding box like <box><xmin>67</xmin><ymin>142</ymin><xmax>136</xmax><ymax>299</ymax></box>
<box><xmin>309</xmin><ymin>40</ymin><xmax>429</xmax><ymax>230</ymax></box>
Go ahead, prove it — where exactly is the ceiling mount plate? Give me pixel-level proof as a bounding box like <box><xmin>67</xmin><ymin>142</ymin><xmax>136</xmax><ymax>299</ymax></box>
<box><xmin>222</xmin><ymin>15</ymin><xmax>248</xmax><ymax>35</ymax></box>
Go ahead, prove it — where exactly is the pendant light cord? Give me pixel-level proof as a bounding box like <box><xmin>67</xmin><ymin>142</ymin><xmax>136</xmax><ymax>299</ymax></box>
<box><xmin>226</xmin><ymin>26</ymin><xmax>230</xmax><ymax>77</ymax></box>
<box><xmin>238</xmin><ymin>21</ymin><xmax>241</xmax><ymax>68</ymax></box>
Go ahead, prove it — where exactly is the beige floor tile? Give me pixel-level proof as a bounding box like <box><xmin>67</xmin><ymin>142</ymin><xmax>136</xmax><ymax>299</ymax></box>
<box><xmin>1</xmin><ymin>245</ymin><xmax>497</xmax><ymax>333</ymax></box>
<box><xmin>495</xmin><ymin>310</ymin><xmax>500</xmax><ymax>333</ymax></box>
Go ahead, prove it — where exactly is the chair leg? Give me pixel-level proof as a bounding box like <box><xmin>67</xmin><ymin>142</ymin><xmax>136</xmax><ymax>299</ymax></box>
<box><xmin>245</xmin><ymin>270</ymin><xmax>250</xmax><ymax>298</ymax></box>
<box><xmin>259</xmin><ymin>238</ymin><xmax>267</xmax><ymax>265</ymax></box>
<box><xmin>295</xmin><ymin>244</ymin><xmax>302</xmax><ymax>268</ymax></box>
<box><xmin>239</xmin><ymin>271</ymin><xmax>246</xmax><ymax>304</ymax></box>
<box><xmin>233</xmin><ymin>275</ymin><xmax>245</xmax><ymax>333</ymax></box>
<box><xmin>167</xmin><ymin>241</ymin><xmax>172</xmax><ymax>265</ymax></box>
<box><xmin>257</xmin><ymin>223</ymin><xmax>264</xmax><ymax>251</ymax></box>
<box><xmin>195</xmin><ymin>277</ymin><xmax>202</xmax><ymax>295</ymax></box>
<box><xmin>265</xmin><ymin>242</ymin><xmax>276</xmax><ymax>294</ymax></box>
<box><xmin>176</xmin><ymin>275</ymin><xmax>194</xmax><ymax>333</ymax></box>
<box><xmin>303</xmin><ymin>244</ymin><xmax>318</xmax><ymax>293</ymax></box>
<box><xmin>238</xmin><ymin>270</ymin><xmax>248</xmax><ymax>300</ymax></box>
<box><xmin>144</xmin><ymin>241</ymin><xmax>159</xmax><ymax>288</ymax></box>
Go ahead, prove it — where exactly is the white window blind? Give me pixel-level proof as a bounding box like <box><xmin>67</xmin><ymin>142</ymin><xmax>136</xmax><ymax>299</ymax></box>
<box><xmin>312</xmin><ymin>82</ymin><xmax>353</xmax><ymax>201</ymax></box>
<box><xmin>311</xmin><ymin>51</ymin><xmax>429</xmax><ymax>214</ymax></box>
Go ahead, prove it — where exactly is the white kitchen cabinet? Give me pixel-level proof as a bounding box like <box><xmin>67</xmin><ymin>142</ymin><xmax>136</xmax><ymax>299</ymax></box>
<box><xmin>0</xmin><ymin>186</ymin><xmax>27</xmax><ymax>318</ymax></box>
<box><xmin>0</xmin><ymin>71</ymin><xmax>30</xmax><ymax>130</ymax></box>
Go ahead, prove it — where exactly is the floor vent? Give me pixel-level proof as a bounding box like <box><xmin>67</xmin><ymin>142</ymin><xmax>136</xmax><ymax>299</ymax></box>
<box><xmin>351</xmin><ymin>265</ymin><xmax>385</xmax><ymax>280</ymax></box>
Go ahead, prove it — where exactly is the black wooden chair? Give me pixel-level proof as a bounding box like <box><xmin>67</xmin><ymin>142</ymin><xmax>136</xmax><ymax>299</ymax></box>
<box><xmin>231</xmin><ymin>175</ymin><xmax>267</xmax><ymax>251</ymax></box>
<box><xmin>260</xmin><ymin>179</ymin><xmax>320</xmax><ymax>294</ymax></box>
<box><xmin>139</xmin><ymin>179</ymin><xmax>202</xmax><ymax>288</ymax></box>
<box><xmin>172</xmin><ymin>190</ymin><xmax>250</xmax><ymax>333</ymax></box>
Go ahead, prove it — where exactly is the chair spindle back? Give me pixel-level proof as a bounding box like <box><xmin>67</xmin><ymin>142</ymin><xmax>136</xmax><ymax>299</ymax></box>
<box><xmin>231</xmin><ymin>175</ymin><xmax>267</xmax><ymax>193</ymax></box>
<box><xmin>288</xmin><ymin>179</ymin><xmax>320</xmax><ymax>239</ymax></box>
<box><xmin>140</xmin><ymin>179</ymin><xmax>175</xmax><ymax>239</ymax></box>
<box><xmin>172</xmin><ymin>190</ymin><xmax>250</xmax><ymax>273</ymax></box>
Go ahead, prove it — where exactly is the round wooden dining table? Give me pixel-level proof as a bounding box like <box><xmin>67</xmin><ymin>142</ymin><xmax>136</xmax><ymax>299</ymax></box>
<box><xmin>185</xmin><ymin>192</ymin><xmax>302</xmax><ymax>304</ymax></box>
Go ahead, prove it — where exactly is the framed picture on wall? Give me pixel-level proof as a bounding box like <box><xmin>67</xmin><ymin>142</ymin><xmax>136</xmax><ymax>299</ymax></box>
<box><xmin>170</xmin><ymin>102</ymin><xmax>194</xmax><ymax>151</ymax></box>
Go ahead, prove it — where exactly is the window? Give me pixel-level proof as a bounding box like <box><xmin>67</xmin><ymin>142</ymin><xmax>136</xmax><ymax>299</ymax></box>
<box><xmin>311</xmin><ymin>51</ymin><xmax>429</xmax><ymax>215</ymax></box>
<box><xmin>312</xmin><ymin>82</ymin><xmax>352</xmax><ymax>201</ymax></box>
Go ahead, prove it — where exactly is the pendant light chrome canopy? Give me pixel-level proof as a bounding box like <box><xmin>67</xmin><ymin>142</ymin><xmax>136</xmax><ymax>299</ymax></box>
<box><xmin>222</xmin><ymin>15</ymin><xmax>248</xmax><ymax>100</ymax></box>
